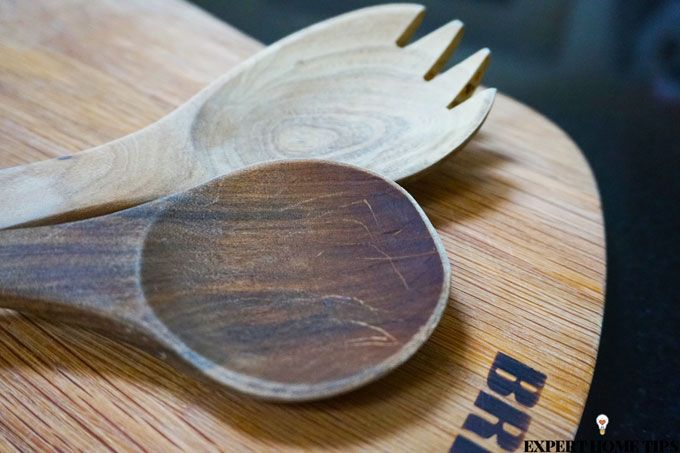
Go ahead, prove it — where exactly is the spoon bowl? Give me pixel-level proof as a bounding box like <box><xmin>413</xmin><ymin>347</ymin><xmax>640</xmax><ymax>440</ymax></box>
<box><xmin>0</xmin><ymin>160</ymin><xmax>450</xmax><ymax>400</ymax></box>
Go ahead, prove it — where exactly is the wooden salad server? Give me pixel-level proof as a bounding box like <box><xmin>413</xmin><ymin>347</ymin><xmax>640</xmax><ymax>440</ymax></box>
<box><xmin>0</xmin><ymin>160</ymin><xmax>450</xmax><ymax>401</ymax></box>
<box><xmin>0</xmin><ymin>4</ymin><xmax>495</xmax><ymax>229</ymax></box>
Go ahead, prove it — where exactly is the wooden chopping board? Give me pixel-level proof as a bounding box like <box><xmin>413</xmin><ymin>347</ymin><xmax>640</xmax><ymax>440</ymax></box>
<box><xmin>0</xmin><ymin>0</ymin><xmax>605</xmax><ymax>451</ymax></box>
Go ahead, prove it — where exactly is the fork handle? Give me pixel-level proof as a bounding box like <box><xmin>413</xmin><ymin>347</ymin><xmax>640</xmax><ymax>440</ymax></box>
<box><xmin>0</xmin><ymin>118</ymin><xmax>202</xmax><ymax>229</ymax></box>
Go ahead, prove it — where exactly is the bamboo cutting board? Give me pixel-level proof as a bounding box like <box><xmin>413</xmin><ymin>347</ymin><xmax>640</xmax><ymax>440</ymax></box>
<box><xmin>0</xmin><ymin>1</ymin><xmax>605</xmax><ymax>451</ymax></box>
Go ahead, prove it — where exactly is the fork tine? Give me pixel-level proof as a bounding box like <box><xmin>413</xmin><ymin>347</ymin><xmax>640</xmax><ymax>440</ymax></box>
<box><xmin>317</xmin><ymin>4</ymin><xmax>425</xmax><ymax>46</ymax></box>
<box><xmin>405</xmin><ymin>20</ymin><xmax>464</xmax><ymax>79</ymax></box>
<box><xmin>432</xmin><ymin>48</ymin><xmax>491</xmax><ymax>108</ymax></box>
<box><xmin>411</xmin><ymin>88</ymin><xmax>495</xmax><ymax>176</ymax></box>
<box><xmin>444</xmin><ymin>88</ymin><xmax>496</xmax><ymax>147</ymax></box>
<box><xmin>449</xmin><ymin>87</ymin><xmax>496</xmax><ymax>120</ymax></box>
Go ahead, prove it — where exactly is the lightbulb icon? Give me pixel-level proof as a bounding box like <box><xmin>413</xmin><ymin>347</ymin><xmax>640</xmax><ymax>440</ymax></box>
<box><xmin>596</xmin><ymin>414</ymin><xmax>609</xmax><ymax>435</ymax></box>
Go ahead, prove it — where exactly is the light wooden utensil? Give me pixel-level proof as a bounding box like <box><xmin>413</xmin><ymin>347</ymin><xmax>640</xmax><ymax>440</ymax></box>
<box><xmin>0</xmin><ymin>160</ymin><xmax>450</xmax><ymax>401</ymax></box>
<box><xmin>0</xmin><ymin>3</ymin><xmax>494</xmax><ymax>229</ymax></box>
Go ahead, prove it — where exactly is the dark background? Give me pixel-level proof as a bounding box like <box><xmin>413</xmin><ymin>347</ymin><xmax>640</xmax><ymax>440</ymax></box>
<box><xmin>190</xmin><ymin>0</ymin><xmax>680</xmax><ymax>439</ymax></box>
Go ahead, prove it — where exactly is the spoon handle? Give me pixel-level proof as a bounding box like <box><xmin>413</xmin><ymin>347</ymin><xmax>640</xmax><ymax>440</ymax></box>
<box><xmin>0</xmin><ymin>215</ymin><xmax>147</xmax><ymax>331</ymax></box>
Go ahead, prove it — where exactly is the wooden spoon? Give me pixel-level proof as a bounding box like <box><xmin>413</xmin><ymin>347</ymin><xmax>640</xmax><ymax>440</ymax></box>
<box><xmin>0</xmin><ymin>160</ymin><xmax>450</xmax><ymax>401</ymax></box>
<box><xmin>0</xmin><ymin>3</ymin><xmax>495</xmax><ymax>229</ymax></box>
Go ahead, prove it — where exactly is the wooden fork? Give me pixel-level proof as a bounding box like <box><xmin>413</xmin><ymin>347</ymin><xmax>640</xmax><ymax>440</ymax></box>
<box><xmin>0</xmin><ymin>4</ymin><xmax>495</xmax><ymax>229</ymax></box>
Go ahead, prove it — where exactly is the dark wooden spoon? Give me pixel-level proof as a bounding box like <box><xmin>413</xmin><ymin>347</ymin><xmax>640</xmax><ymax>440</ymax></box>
<box><xmin>0</xmin><ymin>160</ymin><xmax>450</xmax><ymax>401</ymax></box>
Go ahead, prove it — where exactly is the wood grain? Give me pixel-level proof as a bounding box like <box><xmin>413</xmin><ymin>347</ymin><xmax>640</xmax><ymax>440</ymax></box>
<box><xmin>0</xmin><ymin>160</ymin><xmax>450</xmax><ymax>401</ymax></box>
<box><xmin>0</xmin><ymin>0</ymin><xmax>605</xmax><ymax>451</ymax></box>
<box><xmin>0</xmin><ymin>3</ymin><xmax>494</xmax><ymax>229</ymax></box>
